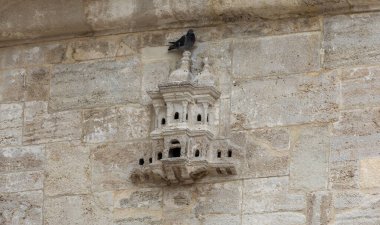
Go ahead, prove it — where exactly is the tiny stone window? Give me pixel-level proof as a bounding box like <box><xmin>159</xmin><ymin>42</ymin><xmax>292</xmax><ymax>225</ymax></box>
<box><xmin>171</xmin><ymin>139</ymin><xmax>180</xmax><ymax>144</ymax></box>
<box><xmin>161</xmin><ymin>118</ymin><xmax>166</xmax><ymax>125</ymax></box>
<box><xmin>186</xmin><ymin>113</ymin><xmax>188</xmax><ymax>120</ymax></box>
<box><xmin>174</xmin><ymin>112</ymin><xmax>179</xmax><ymax>120</ymax></box>
<box><xmin>207</xmin><ymin>114</ymin><xmax>209</xmax><ymax>122</ymax></box>
<box><xmin>157</xmin><ymin>152</ymin><xmax>162</xmax><ymax>160</ymax></box>
<box><xmin>217</xmin><ymin>150</ymin><xmax>221</xmax><ymax>158</ymax></box>
<box><xmin>169</xmin><ymin>140</ymin><xmax>181</xmax><ymax>158</ymax></box>
<box><xmin>139</xmin><ymin>158</ymin><xmax>144</xmax><ymax>165</ymax></box>
<box><xmin>228</xmin><ymin>149</ymin><xmax>232</xmax><ymax>157</ymax></box>
<box><xmin>197</xmin><ymin>114</ymin><xmax>202</xmax><ymax>122</ymax></box>
<box><xmin>149</xmin><ymin>158</ymin><xmax>153</xmax><ymax>163</ymax></box>
<box><xmin>169</xmin><ymin>147</ymin><xmax>181</xmax><ymax>158</ymax></box>
<box><xmin>195</xmin><ymin>149</ymin><xmax>200</xmax><ymax>157</ymax></box>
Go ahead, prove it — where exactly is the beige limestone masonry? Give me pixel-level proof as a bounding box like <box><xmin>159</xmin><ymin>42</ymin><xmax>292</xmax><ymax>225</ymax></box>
<box><xmin>1</xmin><ymin>3</ymin><xmax>380</xmax><ymax>225</ymax></box>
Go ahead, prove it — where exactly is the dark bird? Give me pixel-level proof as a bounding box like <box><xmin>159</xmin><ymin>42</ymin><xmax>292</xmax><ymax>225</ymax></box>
<box><xmin>168</xmin><ymin>29</ymin><xmax>196</xmax><ymax>51</ymax></box>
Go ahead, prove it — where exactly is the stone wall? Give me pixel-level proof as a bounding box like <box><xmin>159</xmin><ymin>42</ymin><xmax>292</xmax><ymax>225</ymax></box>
<box><xmin>1</xmin><ymin>6</ymin><xmax>380</xmax><ymax>225</ymax></box>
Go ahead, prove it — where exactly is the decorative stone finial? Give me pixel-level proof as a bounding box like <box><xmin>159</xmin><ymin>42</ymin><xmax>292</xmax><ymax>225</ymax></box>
<box><xmin>168</xmin><ymin>51</ymin><xmax>193</xmax><ymax>83</ymax></box>
<box><xmin>196</xmin><ymin>57</ymin><xmax>215</xmax><ymax>86</ymax></box>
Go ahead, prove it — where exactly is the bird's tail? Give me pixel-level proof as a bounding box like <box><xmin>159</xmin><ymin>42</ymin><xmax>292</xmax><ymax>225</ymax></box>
<box><xmin>168</xmin><ymin>45</ymin><xmax>176</xmax><ymax>51</ymax></box>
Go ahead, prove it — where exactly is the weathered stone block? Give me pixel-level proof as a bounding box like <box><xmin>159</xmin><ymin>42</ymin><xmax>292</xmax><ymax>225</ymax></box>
<box><xmin>0</xmin><ymin>69</ymin><xmax>25</xmax><ymax>103</ymax></box>
<box><xmin>331</xmin><ymin>134</ymin><xmax>380</xmax><ymax>162</ymax></box>
<box><xmin>340</xmin><ymin>67</ymin><xmax>380</xmax><ymax>109</ymax></box>
<box><xmin>242</xmin><ymin>128</ymin><xmax>290</xmax><ymax>178</ymax></box>
<box><xmin>333</xmin><ymin>191</ymin><xmax>380</xmax><ymax>210</ymax></box>
<box><xmin>69</xmin><ymin>36</ymin><xmax>120</xmax><ymax>61</ymax></box>
<box><xmin>25</xmin><ymin>67</ymin><xmax>50</xmax><ymax>101</ymax></box>
<box><xmin>0</xmin><ymin>0</ymin><xmax>91</xmax><ymax>44</ymax></box>
<box><xmin>0</xmin><ymin>145</ymin><xmax>44</xmax><ymax>172</ymax></box>
<box><xmin>331</xmin><ymin>107</ymin><xmax>380</xmax><ymax>162</ymax></box>
<box><xmin>324</xmin><ymin>12</ymin><xmax>380</xmax><ymax>68</ymax></box>
<box><xmin>243</xmin><ymin>177</ymin><xmax>289</xmax><ymax>195</ymax></box>
<box><xmin>114</xmin><ymin>209</ymin><xmax>162</xmax><ymax>225</ymax></box>
<box><xmin>91</xmin><ymin>141</ymin><xmax>151</xmax><ymax>191</ymax></box>
<box><xmin>0</xmin><ymin>42</ymin><xmax>66</xmax><ymax>69</ymax></box>
<box><xmin>329</xmin><ymin>161</ymin><xmax>359</xmax><ymax>189</ymax></box>
<box><xmin>331</xmin><ymin>111</ymin><xmax>380</xmax><ymax>162</ymax></box>
<box><xmin>221</xmin><ymin>17</ymin><xmax>321</xmax><ymax>40</ymax></box>
<box><xmin>162</xmin><ymin>185</ymin><xmax>195</xmax><ymax>220</ymax></box>
<box><xmin>290</xmin><ymin>125</ymin><xmax>329</xmax><ymax>191</ymax></box>
<box><xmin>251</xmin><ymin>128</ymin><xmax>290</xmax><ymax>150</ymax></box>
<box><xmin>141</xmin><ymin>46</ymin><xmax>179</xmax><ymax>63</ymax></box>
<box><xmin>118</xmin><ymin>34</ymin><xmax>141</xmax><ymax>53</ymax></box>
<box><xmin>84</xmin><ymin>0</ymin><xmax>214</xmax><ymax>33</ymax></box>
<box><xmin>203</xmin><ymin>214</ymin><xmax>240</xmax><ymax>225</ymax></box>
<box><xmin>243</xmin><ymin>177</ymin><xmax>305</xmax><ymax>214</ymax></box>
<box><xmin>0</xmin><ymin>171</ymin><xmax>43</xmax><ymax>193</ymax></box>
<box><xmin>0</xmin><ymin>191</ymin><xmax>43</xmax><ymax>225</ymax></box>
<box><xmin>244</xmin><ymin>192</ymin><xmax>305</xmax><ymax>214</ymax></box>
<box><xmin>45</xmin><ymin>142</ymin><xmax>90</xmax><ymax>196</ymax></box>
<box><xmin>231</xmin><ymin>72</ymin><xmax>338</xmax><ymax>129</ymax></box>
<box><xmin>0</xmin><ymin>103</ymin><xmax>23</xmax><ymax>147</ymax></box>
<box><xmin>218</xmin><ymin>98</ymin><xmax>230</xmax><ymax>137</ymax></box>
<box><xmin>335</xmin><ymin>199</ymin><xmax>380</xmax><ymax>225</ymax></box>
<box><xmin>50</xmin><ymin>57</ymin><xmax>141</xmax><ymax>111</ymax></box>
<box><xmin>162</xmin><ymin>181</ymin><xmax>241</xmax><ymax>222</ymax></box>
<box><xmin>114</xmin><ymin>188</ymin><xmax>162</xmax><ymax>210</ymax></box>
<box><xmin>242</xmin><ymin>212</ymin><xmax>306</xmax><ymax>225</ymax></box>
<box><xmin>360</xmin><ymin>158</ymin><xmax>380</xmax><ymax>189</ymax></box>
<box><xmin>44</xmin><ymin>194</ymin><xmax>112</xmax><ymax>225</ymax></box>
<box><xmin>340</xmin><ymin>66</ymin><xmax>377</xmax><ymax>81</ymax></box>
<box><xmin>24</xmin><ymin>101</ymin><xmax>81</xmax><ymax>144</ymax></box>
<box><xmin>114</xmin><ymin>188</ymin><xmax>163</xmax><ymax>225</ymax></box>
<box><xmin>333</xmin><ymin>108</ymin><xmax>380</xmax><ymax>137</ymax></box>
<box><xmin>194</xmin><ymin>181</ymin><xmax>242</xmax><ymax>215</ymax></box>
<box><xmin>83</xmin><ymin>105</ymin><xmax>151</xmax><ymax>143</ymax></box>
<box><xmin>214</xmin><ymin>0</ymin><xmax>350</xmax><ymax>19</ymax></box>
<box><xmin>232</xmin><ymin>32</ymin><xmax>320</xmax><ymax>78</ymax></box>
<box><xmin>333</xmin><ymin>192</ymin><xmax>380</xmax><ymax>224</ymax></box>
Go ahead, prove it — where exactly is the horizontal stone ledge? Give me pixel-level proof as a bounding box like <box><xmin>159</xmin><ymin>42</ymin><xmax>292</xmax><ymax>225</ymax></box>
<box><xmin>1</xmin><ymin>0</ymin><xmax>380</xmax><ymax>46</ymax></box>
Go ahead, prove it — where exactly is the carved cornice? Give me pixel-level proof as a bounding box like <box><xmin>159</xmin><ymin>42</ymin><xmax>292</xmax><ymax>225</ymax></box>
<box><xmin>1</xmin><ymin>0</ymin><xmax>380</xmax><ymax>46</ymax></box>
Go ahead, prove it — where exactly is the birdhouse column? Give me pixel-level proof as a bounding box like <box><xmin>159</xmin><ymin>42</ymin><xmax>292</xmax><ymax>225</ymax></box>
<box><xmin>154</xmin><ymin>107</ymin><xmax>160</xmax><ymax>129</ymax></box>
<box><xmin>182</xmin><ymin>101</ymin><xmax>188</xmax><ymax>123</ymax></box>
<box><xmin>167</xmin><ymin>103</ymin><xmax>173</xmax><ymax>125</ymax></box>
<box><xmin>202</xmin><ymin>103</ymin><xmax>209</xmax><ymax>125</ymax></box>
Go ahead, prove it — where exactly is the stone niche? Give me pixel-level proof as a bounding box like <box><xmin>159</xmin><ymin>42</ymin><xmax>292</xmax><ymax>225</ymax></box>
<box><xmin>130</xmin><ymin>51</ymin><xmax>237</xmax><ymax>185</ymax></box>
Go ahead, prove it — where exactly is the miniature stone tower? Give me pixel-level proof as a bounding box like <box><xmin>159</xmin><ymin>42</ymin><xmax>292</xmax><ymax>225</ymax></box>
<box><xmin>131</xmin><ymin>51</ymin><xmax>236</xmax><ymax>185</ymax></box>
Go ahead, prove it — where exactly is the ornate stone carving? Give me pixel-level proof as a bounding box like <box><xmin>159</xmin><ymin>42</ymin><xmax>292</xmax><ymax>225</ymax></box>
<box><xmin>131</xmin><ymin>51</ymin><xmax>237</xmax><ymax>185</ymax></box>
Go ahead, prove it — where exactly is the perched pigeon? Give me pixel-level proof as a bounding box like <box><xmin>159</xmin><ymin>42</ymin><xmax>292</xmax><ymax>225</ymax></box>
<box><xmin>168</xmin><ymin>29</ymin><xmax>196</xmax><ymax>51</ymax></box>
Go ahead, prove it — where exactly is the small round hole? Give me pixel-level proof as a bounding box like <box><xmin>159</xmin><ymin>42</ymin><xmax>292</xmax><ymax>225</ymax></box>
<box><xmin>139</xmin><ymin>158</ymin><xmax>144</xmax><ymax>165</ymax></box>
<box><xmin>157</xmin><ymin>152</ymin><xmax>162</xmax><ymax>160</ymax></box>
<box><xmin>195</xmin><ymin>149</ymin><xmax>200</xmax><ymax>157</ymax></box>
